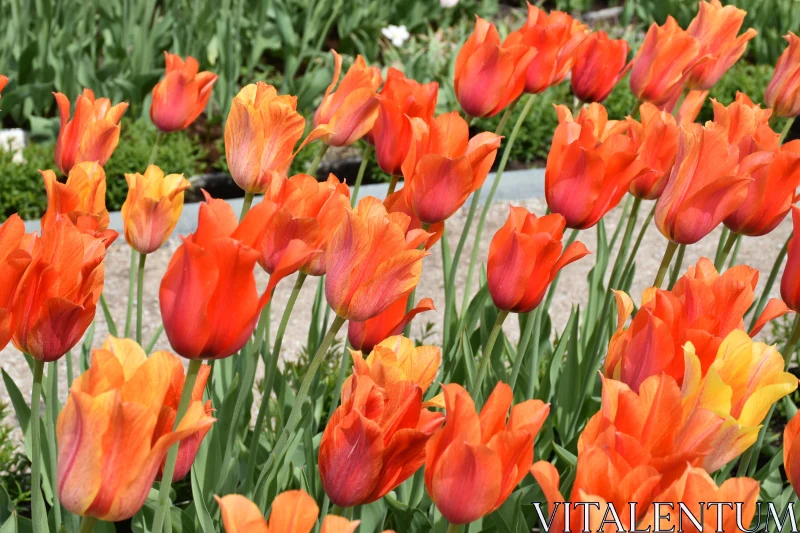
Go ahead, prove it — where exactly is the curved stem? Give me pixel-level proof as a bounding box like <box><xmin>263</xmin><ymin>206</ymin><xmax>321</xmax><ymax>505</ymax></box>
<box><xmin>147</xmin><ymin>131</ymin><xmax>163</xmax><ymax>167</ymax></box>
<box><xmin>243</xmin><ymin>273</ymin><xmax>307</xmax><ymax>491</ymax></box>
<box><xmin>667</xmin><ymin>243</ymin><xmax>687</xmax><ymax>289</ymax></box>
<box><xmin>79</xmin><ymin>516</ymin><xmax>97</xmax><ymax>533</ymax></box>
<box><xmin>124</xmin><ymin>248</ymin><xmax>136</xmax><ymax>338</ymax></box>
<box><xmin>307</xmin><ymin>143</ymin><xmax>329</xmax><ymax>177</ymax></box>
<box><xmin>461</xmin><ymin>94</ymin><xmax>536</xmax><ymax>313</ymax></box>
<box><xmin>620</xmin><ymin>205</ymin><xmax>655</xmax><ymax>285</ymax></box>
<box><xmin>714</xmin><ymin>231</ymin><xmax>739</xmax><ymax>271</ymax></box>
<box><xmin>136</xmin><ymin>252</ymin><xmax>147</xmax><ymax>344</ymax></box>
<box><xmin>30</xmin><ymin>359</ymin><xmax>45</xmax><ymax>533</ymax></box>
<box><xmin>474</xmin><ymin>310</ymin><xmax>509</xmax><ymax>398</ymax></box>
<box><xmin>351</xmin><ymin>150</ymin><xmax>370</xmax><ymax>207</ymax></box>
<box><xmin>240</xmin><ymin>192</ymin><xmax>255</xmax><ymax>220</ymax></box>
<box><xmin>653</xmin><ymin>241</ymin><xmax>679</xmax><ymax>288</ymax></box>
<box><xmin>780</xmin><ymin>117</ymin><xmax>796</xmax><ymax>143</ymax></box>
<box><xmin>151</xmin><ymin>359</ymin><xmax>204</xmax><ymax>533</ymax></box>
<box><xmin>509</xmin><ymin>309</ymin><xmax>537</xmax><ymax>391</ymax></box>
<box><xmin>386</xmin><ymin>174</ymin><xmax>399</xmax><ymax>196</ymax></box>
<box><xmin>99</xmin><ymin>294</ymin><xmax>117</xmax><ymax>337</ymax></box>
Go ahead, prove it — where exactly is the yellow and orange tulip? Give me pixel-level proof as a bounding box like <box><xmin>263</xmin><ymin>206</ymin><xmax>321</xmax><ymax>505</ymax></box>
<box><xmin>766</xmin><ymin>33</ymin><xmax>800</xmax><ymax>118</ymax></box>
<box><xmin>151</xmin><ymin>52</ymin><xmax>217</xmax><ymax>132</ymax></box>
<box><xmin>53</xmin><ymin>89</ymin><xmax>127</xmax><ymax>175</ymax></box>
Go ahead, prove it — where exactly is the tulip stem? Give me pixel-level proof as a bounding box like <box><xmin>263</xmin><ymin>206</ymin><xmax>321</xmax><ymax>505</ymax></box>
<box><xmin>136</xmin><ymin>252</ymin><xmax>147</xmax><ymax>344</ymax></box>
<box><xmin>152</xmin><ymin>359</ymin><xmax>204</xmax><ymax>533</ymax></box>
<box><xmin>99</xmin><ymin>294</ymin><xmax>118</xmax><ymax>336</ymax></box>
<box><xmin>243</xmin><ymin>273</ymin><xmax>307</xmax><ymax>491</ymax></box>
<box><xmin>714</xmin><ymin>231</ymin><xmax>739</xmax><ymax>271</ymax></box>
<box><xmin>386</xmin><ymin>174</ymin><xmax>399</xmax><ymax>196</ymax></box>
<box><xmin>240</xmin><ymin>192</ymin><xmax>255</xmax><ymax>220</ymax></box>
<box><xmin>461</xmin><ymin>94</ymin><xmax>536</xmax><ymax>315</ymax></box>
<box><xmin>748</xmin><ymin>234</ymin><xmax>791</xmax><ymax>331</ymax></box>
<box><xmin>780</xmin><ymin>117</ymin><xmax>796</xmax><ymax>143</ymax></box>
<box><xmin>148</xmin><ymin>131</ymin><xmax>163</xmax><ymax>167</ymax></box>
<box><xmin>447</xmin><ymin>522</ymin><xmax>463</xmax><ymax>533</ymax></box>
<box><xmin>351</xmin><ymin>149</ymin><xmax>371</xmax><ymax>207</ymax></box>
<box><xmin>474</xmin><ymin>310</ymin><xmax>509</xmax><ymax>399</ymax></box>
<box><xmin>653</xmin><ymin>241</ymin><xmax>679</xmax><ymax>288</ymax></box>
<box><xmin>509</xmin><ymin>307</ymin><xmax>539</xmax><ymax>392</ymax></box>
<box><xmin>667</xmin><ymin>243</ymin><xmax>686</xmax><ymax>289</ymax></box>
<box><xmin>30</xmin><ymin>358</ymin><xmax>45</xmax><ymax>533</ymax></box>
<box><xmin>307</xmin><ymin>143</ymin><xmax>329</xmax><ymax>177</ymax></box>
<box><xmin>255</xmin><ymin>314</ymin><xmax>347</xmax><ymax>501</ymax></box>
<box><xmin>79</xmin><ymin>516</ymin><xmax>97</xmax><ymax>533</ymax></box>
<box><xmin>124</xmin><ymin>248</ymin><xmax>136</xmax><ymax>338</ymax></box>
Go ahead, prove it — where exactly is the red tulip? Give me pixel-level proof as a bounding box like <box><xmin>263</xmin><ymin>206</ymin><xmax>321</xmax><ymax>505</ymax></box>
<box><xmin>150</xmin><ymin>53</ymin><xmax>217</xmax><ymax>132</ymax></box>
<box><xmin>782</xmin><ymin>206</ymin><xmax>800</xmax><ymax>313</ymax></box>
<box><xmin>766</xmin><ymin>33</ymin><xmax>800</xmax><ymax>118</ymax></box>
<box><xmin>571</xmin><ymin>31</ymin><xmax>630</xmax><ymax>103</ymax></box>
<box><xmin>348</xmin><ymin>295</ymin><xmax>435</xmax><ymax>352</ymax></box>
<box><xmin>0</xmin><ymin>215</ymin><xmax>31</xmax><ymax>351</ymax></box>
<box><xmin>627</xmin><ymin>103</ymin><xmax>680</xmax><ymax>199</ymax></box>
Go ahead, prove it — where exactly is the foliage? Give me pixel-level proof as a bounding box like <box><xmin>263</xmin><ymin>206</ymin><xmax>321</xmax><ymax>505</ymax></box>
<box><xmin>0</xmin><ymin>402</ymin><xmax>30</xmax><ymax>513</ymax></box>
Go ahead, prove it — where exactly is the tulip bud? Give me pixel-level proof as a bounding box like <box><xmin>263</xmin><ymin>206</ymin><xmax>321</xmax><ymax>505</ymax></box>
<box><xmin>571</xmin><ymin>31</ymin><xmax>630</xmax><ymax>103</ymax></box>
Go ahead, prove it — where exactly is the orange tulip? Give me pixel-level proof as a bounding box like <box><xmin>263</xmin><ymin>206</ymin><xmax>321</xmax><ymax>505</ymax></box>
<box><xmin>235</xmin><ymin>173</ymin><xmax>350</xmax><ymax>276</ymax></box>
<box><xmin>320</xmin><ymin>337</ymin><xmax>444</xmax><ymax>506</ymax></box>
<box><xmin>676</xmin><ymin>89</ymin><xmax>710</xmax><ymax>125</ymax></box>
<box><xmin>348</xmin><ymin>295</ymin><xmax>435</xmax><ymax>351</ymax></box>
<box><xmin>546</xmin><ymin>103</ymin><xmax>643</xmax><ymax>229</ymax></box>
<box><xmin>11</xmin><ymin>219</ymin><xmax>106</xmax><ymax>361</ymax></box>
<box><xmin>488</xmin><ymin>207</ymin><xmax>590</xmax><ymax>313</ymax></box>
<box><xmin>57</xmin><ymin>337</ymin><xmax>214</xmax><ymax>521</ymax></box>
<box><xmin>0</xmin><ymin>75</ymin><xmax>7</xmax><ymax>95</ymax></box>
<box><xmin>159</xmin><ymin>193</ymin><xmax>300</xmax><ymax>359</ymax></box>
<box><xmin>372</xmin><ymin>68</ymin><xmax>438</xmax><ymax>176</ymax></box>
<box><xmin>712</xmin><ymin>92</ymin><xmax>779</xmax><ymax>158</ymax></box>
<box><xmin>627</xmin><ymin>103</ymin><xmax>680</xmax><ymax>199</ymax></box>
<box><xmin>629</xmin><ymin>17</ymin><xmax>703</xmax><ymax>110</ymax></box>
<box><xmin>217</xmin><ymin>490</ymin><xmax>365</xmax><ymax>533</ymax></box>
<box><xmin>225</xmin><ymin>82</ymin><xmax>332</xmax><ymax>194</ymax></box>
<box><xmin>684</xmin><ymin>0</ymin><xmax>757</xmax><ymax>90</ymax></box>
<box><xmin>401</xmin><ymin>112</ymin><xmax>501</xmax><ymax>224</ymax></box>
<box><xmin>571</xmin><ymin>31</ymin><xmax>630</xmax><ymax>103</ymax></box>
<box><xmin>325</xmin><ymin>197</ymin><xmax>428</xmax><ymax>321</ymax></box>
<box><xmin>0</xmin><ymin>215</ymin><xmax>31</xmax><ymax>351</ymax></box>
<box><xmin>121</xmin><ymin>165</ymin><xmax>191</xmax><ymax>254</ymax></box>
<box><xmin>53</xmin><ymin>89</ymin><xmax>128</xmax><ymax>175</ymax></box>
<box><xmin>314</xmin><ymin>51</ymin><xmax>382</xmax><ymax>147</ymax></box>
<box><xmin>766</xmin><ymin>33</ymin><xmax>800</xmax><ymax>118</ymax></box>
<box><xmin>782</xmin><ymin>206</ymin><xmax>800</xmax><ymax>312</ymax></box>
<box><xmin>503</xmin><ymin>4</ymin><xmax>587</xmax><ymax>94</ymax></box>
<box><xmin>40</xmin><ymin>161</ymin><xmax>118</xmax><ymax>248</ymax></box>
<box><xmin>425</xmin><ymin>382</ymin><xmax>549</xmax><ymax>525</ymax></box>
<box><xmin>454</xmin><ymin>17</ymin><xmax>536</xmax><ymax>118</ymax></box>
<box><xmin>384</xmin><ymin>190</ymin><xmax>443</xmax><ymax>250</ymax></box>
<box><xmin>655</xmin><ymin>122</ymin><xmax>749</xmax><ymax>244</ymax></box>
<box><xmin>150</xmin><ymin>52</ymin><xmax>217</xmax><ymax>133</ymax></box>
<box><xmin>785</xmin><ymin>409</ymin><xmax>800</xmax><ymax>496</ymax></box>
<box><xmin>606</xmin><ymin>258</ymin><xmax>792</xmax><ymax>391</ymax></box>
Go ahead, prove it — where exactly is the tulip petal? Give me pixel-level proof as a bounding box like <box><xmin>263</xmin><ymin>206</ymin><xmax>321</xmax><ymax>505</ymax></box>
<box><xmin>216</xmin><ymin>495</ymin><xmax>270</xmax><ymax>533</ymax></box>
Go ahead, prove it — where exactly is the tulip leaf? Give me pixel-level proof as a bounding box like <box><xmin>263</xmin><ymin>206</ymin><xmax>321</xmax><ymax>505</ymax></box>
<box><xmin>357</xmin><ymin>499</ymin><xmax>387</xmax><ymax>533</ymax></box>
<box><xmin>553</xmin><ymin>443</ymin><xmax>577</xmax><ymax>467</ymax></box>
<box><xmin>191</xmin><ymin>469</ymin><xmax>215</xmax><ymax>533</ymax></box>
<box><xmin>0</xmin><ymin>514</ymin><xmax>15</xmax><ymax>533</ymax></box>
<box><xmin>383</xmin><ymin>495</ymin><xmax>433</xmax><ymax>533</ymax></box>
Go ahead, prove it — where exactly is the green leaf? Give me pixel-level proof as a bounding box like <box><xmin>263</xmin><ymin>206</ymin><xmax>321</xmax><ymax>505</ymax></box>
<box><xmin>191</xmin><ymin>469</ymin><xmax>215</xmax><ymax>533</ymax></box>
<box><xmin>553</xmin><ymin>443</ymin><xmax>577</xmax><ymax>467</ymax></box>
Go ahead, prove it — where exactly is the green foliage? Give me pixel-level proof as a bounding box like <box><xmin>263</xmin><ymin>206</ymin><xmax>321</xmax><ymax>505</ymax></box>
<box><xmin>0</xmin><ymin>141</ymin><xmax>53</xmax><ymax>220</ymax></box>
<box><xmin>0</xmin><ymin>402</ymin><xmax>30</xmax><ymax>512</ymax></box>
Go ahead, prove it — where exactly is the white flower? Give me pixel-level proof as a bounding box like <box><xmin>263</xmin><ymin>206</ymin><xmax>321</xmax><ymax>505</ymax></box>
<box><xmin>440</xmin><ymin>0</ymin><xmax>459</xmax><ymax>7</ymax></box>
<box><xmin>381</xmin><ymin>24</ymin><xmax>411</xmax><ymax>47</ymax></box>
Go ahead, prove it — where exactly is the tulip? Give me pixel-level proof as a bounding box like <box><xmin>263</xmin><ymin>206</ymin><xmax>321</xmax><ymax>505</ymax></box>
<box><xmin>53</xmin><ymin>89</ymin><xmax>128</xmax><ymax>175</ymax></box>
<box><xmin>712</xmin><ymin>92</ymin><xmax>779</xmax><ymax>158</ymax></box>
<box><xmin>11</xmin><ymin>219</ymin><xmax>106</xmax><ymax>361</ymax></box>
<box><xmin>629</xmin><ymin>17</ymin><xmax>703</xmax><ymax>110</ymax></box>
<box><xmin>425</xmin><ymin>382</ymin><xmax>549</xmax><ymax>525</ymax></box>
<box><xmin>314</xmin><ymin>50</ymin><xmax>382</xmax><ymax>147</ymax></box>
<box><xmin>545</xmin><ymin>103</ymin><xmax>644</xmax><ymax>229</ymax></box>
<box><xmin>384</xmin><ymin>190</ymin><xmax>443</xmax><ymax>250</ymax></box>
<box><xmin>454</xmin><ymin>17</ymin><xmax>536</xmax><ymax>118</ymax></box>
<box><xmin>0</xmin><ymin>75</ymin><xmax>7</xmax><ymax>95</ymax></box>
<box><xmin>121</xmin><ymin>165</ymin><xmax>191</xmax><ymax>254</ymax></box>
<box><xmin>571</xmin><ymin>31</ymin><xmax>631</xmax><ymax>103</ymax></box>
<box><xmin>488</xmin><ymin>207</ymin><xmax>590</xmax><ymax>313</ymax></box>
<box><xmin>348</xmin><ymin>296</ymin><xmax>435</xmax><ymax>352</ymax></box>
<box><xmin>655</xmin><ymin>122</ymin><xmax>749</xmax><ymax>244</ymax></box>
<box><xmin>217</xmin><ymin>491</ymin><xmax>364</xmax><ymax>533</ymax></box>
<box><xmin>684</xmin><ymin>0</ymin><xmax>757</xmax><ymax>90</ymax></box>
<box><xmin>782</xmin><ymin>206</ymin><xmax>800</xmax><ymax>312</ymax></box>
<box><xmin>676</xmin><ymin>89</ymin><xmax>710</xmax><ymax>125</ymax></box>
<box><xmin>40</xmin><ymin>162</ymin><xmax>117</xmax><ymax>248</ymax></box>
<box><xmin>373</xmin><ymin>68</ymin><xmax>438</xmax><ymax>176</ymax></box>
<box><xmin>325</xmin><ymin>197</ymin><xmax>428</xmax><ymax>322</ymax></box>
<box><xmin>160</xmin><ymin>193</ymin><xmax>303</xmax><ymax>359</ymax></box>
<box><xmin>150</xmin><ymin>52</ymin><xmax>218</xmax><ymax>133</ymax></box>
<box><xmin>606</xmin><ymin>258</ymin><xmax>792</xmax><ymax>390</ymax></box>
<box><xmin>627</xmin><ymin>103</ymin><xmax>680</xmax><ymax>199</ymax></box>
<box><xmin>401</xmin><ymin>112</ymin><xmax>502</xmax><ymax>225</ymax></box>
<box><xmin>766</xmin><ymin>33</ymin><xmax>800</xmax><ymax>118</ymax></box>
<box><xmin>320</xmin><ymin>340</ymin><xmax>444</xmax><ymax>506</ymax></box>
<box><xmin>57</xmin><ymin>338</ymin><xmax>214</xmax><ymax>521</ymax></box>
<box><xmin>785</xmin><ymin>409</ymin><xmax>800</xmax><ymax>496</ymax></box>
<box><xmin>503</xmin><ymin>4</ymin><xmax>587</xmax><ymax>94</ymax></box>
<box><xmin>0</xmin><ymin>215</ymin><xmax>31</xmax><ymax>351</ymax></box>
<box><xmin>225</xmin><ymin>82</ymin><xmax>332</xmax><ymax>194</ymax></box>
<box><xmin>682</xmin><ymin>330</ymin><xmax>798</xmax><ymax>471</ymax></box>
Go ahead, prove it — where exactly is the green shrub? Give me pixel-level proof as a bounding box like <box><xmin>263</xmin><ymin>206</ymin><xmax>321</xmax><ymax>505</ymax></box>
<box><xmin>0</xmin><ymin>402</ymin><xmax>30</xmax><ymax>512</ymax></box>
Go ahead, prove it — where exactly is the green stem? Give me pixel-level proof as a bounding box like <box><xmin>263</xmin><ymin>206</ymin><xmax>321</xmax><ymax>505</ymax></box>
<box><xmin>255</xmin><ymin>315</ymin><xmax>347</xmax><ymax>496</ymax></box>
<box><xmin>608</xmin><ymin>197</ymin><xmax>641</xmax><ymax>290</ymax></box>
<box><xmin>748</xmin><ymin>234</ymin><xmax>790</xmax><ymax>331</ymax></box>
<box><xmin>45</xmin><ymin>362</ymin><xmax>62</xmax><ymax>531</ymax></box>
<box><xmin>243</xmin><ymin>273</ymin><xmax>307</xmax><ymax>491</ymax></box>
<box><xmin>99</xmin><ymin>294</ymin><xmax>118</xmax><ymax>337</ymax></box>
<box><xmin>136</xmin><ymin>252</ymin><xmax>147</xmax><ymax>344</ymax></box>
<box><xmin>780</xmin><ymin>117</ymin><xmax>796</xmax><ymax>143</ymax></box>
<box><xmin>714</xmin><ymin>231</ymin><xmax>739</xmax><ymax>271</ymax></box>
<box><xmin>151</xmin><ymin>359</ymin><xmax>204</xmax><ymax>533</ymax></box>
<box><xmin>79</xmin><ymin>516</ymin><xmax>97</xmax><ymax>533</ymax></box>
<box><xmin>713</xmin><ymin>227</ymin><xmax>730</xmax><ymax>267</ymax></box>
<box><xmin>653</xmin><ymin>241</ymin><xmax>679</xmax><ymax>288</ymax></box>
<box><xmin>351</xmin><ymin>149</ymin><xmax>370</xmax><ymax>207</ymax></box>
<box><xmin>460</xmin><ymin>94</ymin><xmax>536</xmax><ymax>314</ymax></box>
<box><xmin>307</xmin><ymin>143</ymin><xmax>329</xmax><ymax>177</ymax></box>
<box><xmin>240</xmin><ymin>192</ymin><xmax>255</xmax><ymax>220</ymax></box>
<box><xmin>619</xmin><ymin>204</ymin><xmax>656</xmax><ymax>286</ymax></box>
<box><xmin>667</xmin><ymin>243</ymin><xmax>687</xmax><ymax>289</ymax></box>
<box><xmin>447</xmin><ymin>522</ymin><xmax>463</xmax><ymax>533</ymax></box>
<box><xmin>124</xmin><ymin>248</ymin><xmax>136</xmax><ymax>338</ymax></box>
<box><xmin>386</xmin><ymin>175</ymin><xmax>399</xmax><ymax>196</ymax></box>
<box><xmin>30</xmin><ymin>359</ymin><xmax>45</xmax><ymax>533</ymax></box>
<box><xmin>509</xmin><ymin>308</ymin><xmax>537</xmax><ymax>390</ymax></box>
<box><xmin>147</xmin><ymin>131</ymin><xmax>163</xmax><ymax>167</ymax></box>
<box><xmin>474</xmin><ymin>310</ymin><xmax>509</xmax><ymax>397</ymax></box>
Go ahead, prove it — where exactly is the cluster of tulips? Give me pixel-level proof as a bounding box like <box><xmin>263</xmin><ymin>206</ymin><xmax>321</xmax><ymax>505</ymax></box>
<box><xmin>4</xmin><ymin>1</ymin><xmax>800</xmax><ymax>532</ymax></box>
